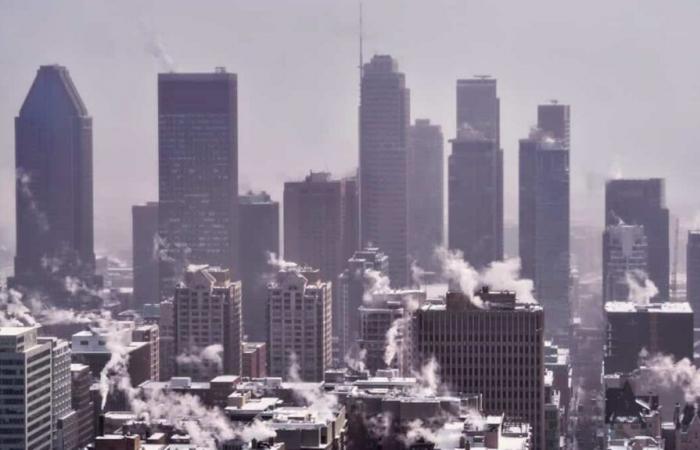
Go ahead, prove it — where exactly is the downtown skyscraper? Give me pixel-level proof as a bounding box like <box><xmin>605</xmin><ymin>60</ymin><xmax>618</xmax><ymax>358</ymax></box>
<box><xmin>687</xmin><ymin>231</ymin><xmax>700</xmax><ymax>326</ymax></box>
<box><xmin>602</xmin><ymin>224</ymin><xmax>648</xmax><ymax>303</ymax></box>
<box><xmin>359</xmin><ymin>55</ymin><xmax>410</xmax><ymax>287</ymax></box>
<box><xmin>408</xmin><ymin>119</ymin><xmax>444</xmax><ymax>272</ymax></box>
<box><xmin>132</xmin><ymin>202</ymin><xmax>159</xmax><ymax>307</ymax></box>
<box><xmin>158</xmin><ymin>69</ymin><xmax>239</xmax><ymax>298</ymax></box>
<box><xmin>11</xmin><ymin>65</ymin><xmax>99</xmax><ymax>302</ymax></box>
<box><xmin>451</xmin><ymin>77</ymin><xmax>503</xmax><ymax>266</ymax></box>
<box><xmin>605</xmin><ymin>178</ymin><xmax>670</xmax><ymax>300</ymax></box>
<box><xmin>519</xmin><ymin>118</ymin><xmax>570</xmax><ymax>335</ymax></box>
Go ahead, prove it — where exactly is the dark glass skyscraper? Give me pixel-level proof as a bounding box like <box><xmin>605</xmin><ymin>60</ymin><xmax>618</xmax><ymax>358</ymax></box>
<box><xmin>537</xmin><ymin>102</ymin><xmax>570</xmax><ymax>150</ymax></box>
<box><xmin>132</xmin><ymin>202</ymin><xmax>159</xmax><ymax>307</ymax></box>
<box><xmin>687</xmin><ymin>231</ymin><xmax>700</xmax><ymax>326</ymax></box>
<box><xmin>605</xmin><ymin>179</ymin><xmax>670</xmax><ymax>300</ymax></box>
<box><xmin>448</xmin><ymin>132</ymin><xmax>502</xmax><ymax>269</ymax></box>
<box><xmin>454</xmin><ymin>77</ymin><xmax>503</xmax><ymax>263</ymax></box>
<box><xmin>11</xmin><ymin>65</ymin><xmax>99</xmax><ymax>302</ymax></box>
<box><xmin>239</xmin><ymin>191</ymin><xmax>279</xmax><ymax>342</ymax></box>
<box><xmin>408</xmin><ymin>119</ymin><xmax>443</xmax><ymax>272</ymax></box>
<box><xmin>158</xmin><ymin>69</ymin><xmax>239</xmax><ymax>298</ymax></box>
<box><xmin>519</xmin><ymin>130</ymin><xmax>570</xmax><ymax>335</ymax></box>
<box><xmin>359</xmin><ymin>55</ymin><xmax>410</xmax><ymax>287</ymax></box>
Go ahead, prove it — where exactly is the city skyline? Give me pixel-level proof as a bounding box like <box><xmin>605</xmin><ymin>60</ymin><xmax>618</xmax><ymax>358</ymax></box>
<box><xmin>2</xmin><ymin>1</ymin><xmax>700</xmax><ymax>258</ymax></box>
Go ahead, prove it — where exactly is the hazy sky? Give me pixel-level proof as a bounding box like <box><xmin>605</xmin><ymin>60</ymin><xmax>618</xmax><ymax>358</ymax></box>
<box><xmin>1</xmin><ymin>0</ymin><xmax>699</xmax><ymax>257</ymax></box>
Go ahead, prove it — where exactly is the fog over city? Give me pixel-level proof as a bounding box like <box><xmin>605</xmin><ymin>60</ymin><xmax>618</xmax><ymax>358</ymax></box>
<box><xmin>2</xmin><ymin>0</ymin><xmax>700</xmax><ymax>258</ymax></box>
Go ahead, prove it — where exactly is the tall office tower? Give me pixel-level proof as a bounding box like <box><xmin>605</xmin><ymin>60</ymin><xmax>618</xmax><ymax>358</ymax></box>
<box><xmin>267</xmin><ymin>266</ymin><xmax>332</xmax><ymax>381</ymax></box>
<box><xmin>158</xmin><ymin>69</ymin><xmax>239</xmax><ymax>298</ymax></box>
<box><xmin>412</xmin><ymin>289</ymin><xmax>545</xmax><ymax>450</ymax></box>
<box><xmin>38</xmin><ymin>337</ymin><xmax>77</xmax><ymax>450</ymax></box>
<box><xmin>537</xmin><ymin>101</ymin><xmax>571</xmax><ymax>150</ymax></box>
<box><xmin>284</xmin><ymin>172</ymin><xmax>357</xmax><ymax>285</ymax></box>
<box><xmin>11</xmin><ymin>65</ymin><xmax>99</xmax><ymax>301</ymax></box>
<box><xmin>359</xmin><ymin>289</ymin><xmax>425</xmax><ymax>375</ymax></box>
<box><xmin>70</xmin><ymin>363</ymin><xmax>95</xmax><ymax>448</ymax></box>
<box><xmin>132</xmin><ymin>202</ymin><xmax>159</xmax><ymax>306</ymax></box>
<box><xmin>239</xmin><ymin>191</ymin><xmax>279</xmax><ymax>342</ymax></box>
<box><xmin>604</xmin><ymin>301</ymin><xmax>693</xmax><ymax>374</ymax></box>
<box><xmin>519</xmin><ymin>130</ymin><xmax>570</xmax><ymax>335</ymax></box>
<box><xmin>602</xmin><ymin>225</ymin><xmax>649</xmax><ymax>303</ymax></box>
<box><xmin>407</xmin><ymin>119</ymin><xmax>444</xmax><ymax>271</ymax></box>
<box><xmin>605</xmin><ymin>179</ymin><xmax>670</xmax><ymax>300</ymax></box>
<box><xmin>448</xmin><ymin>128</ymin><xmax>502</xmax><ymax>268</ymax></box>
<box><xmin>687</xmin><ymin>231</ymin><xmax>700</xmax><ymax>327</ymax></box>
<box><xmin>0</xmin><ymin>327</ymin><xmax>54</xmax><ymax>450</ymax></box>
<box><xmin>456</xmin><ymin>76</ymin><xmax>503</xmax><ymax>258</ymax></box>
<box><xmin>359</xmin><ymin>55</ymin><xmax>410</xmax><ymax>287</ymax></box>
<box><xmin>336</xmin><ymin>247</ymin><xmax>389</xmax><ymax>360</ymax></box>
<box><xmin>342</xmin><ymin>176</ymin><xmax>360</xmax><ymax>264</ymax></box>
<box><xmin>174</xmin><ymin>265</ymin><xmax>242</xmax><ymax>378</ymax></box>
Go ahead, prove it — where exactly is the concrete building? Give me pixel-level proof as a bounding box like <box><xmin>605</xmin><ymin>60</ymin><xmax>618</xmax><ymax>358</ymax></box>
<box><xmin>449</xmin><ymin>127</ymin><xmax>502</xmax><ymax>269</ymax></box>
<box><xmin>0</xmin><ymin>327</ymin><xmax>53</xmax><ymax>450</ymax></box>
<box><xmin>10</xmin><ymin>65</ymin><xmax>100</xmax><ymax>302</ymax></box>
<box><xmin>359</xmin><ymin>289</ymin><xmax>425</xmax><ymax>375</ymax></box>
<box><xmin>604</xmin><ymin>301</ymin><xmax>693</xmax><ymax>374</ymax></box>
<box><xmin>174</xmin><ymin>265</ymin><xmax>242</xmax><ymax>378</ymax></box>
<box><xmin>71</xmin><ymin>322</ymin><xmax>158</xmax><ymax>394</ymax></box>
<box><xmin>519</xmin><ymin>130</ymin><xmax>570</xmax><ymax>336</ymax></box>
<box><xmin>157</xmin><ymin>69</ymin><xmax>239</xmax><ymax>298</ymax></box>
<box><xmin>132</xmin><ymin>202</ymin><xmax>159</xmax><ymax>306</ymax></box>
<box><xmin>238</xmin><ymin>191</ymin><xmax>279</xmax><ymax>343</ymax></box>
<box><xmin>537</xmin><ymin>101</ymin><xmax>571</xmax><ymax>150</ymax></box>
<box><xmin>605</xmin><ymin>179</ymin><xmax>670</xmax><ymax>300</ymax></box>
<box><xmin>336</xmin><ymin>246</ymin><xmax>389</xmax><ymax>362</ymax></box>
<box><xmin>133</xmin><ymin>324</ymin><xmax>160</xmax><ymax>382</ymax></box>
<box><xmin>242</xmin><ymin>342</ymin><xmax>267</xmax><ymax>378</ymax></box>
<box><xmin>284</xmin><ymin>171</ymin><xmax>357</xmax><ymax>287</ymax></box>
<box><xmin>267</xmin><ymin>266</ymin><xmax>332</xmax><ymax>381</ymax></box>
<box><xmin>38</xmin><ymin>337</ymin><xmax>77</xmax><ymax>450</ymax></box>
<box><xmin>359</xmin><ymin>54</ymin><xmax>410</xmax><ymax>287</ymax></box>
<box><xmin>407</xmin><ymin>119</ymin><xmax>444</xmax><ymax>272</ymax></box>
<box><xmin>686</xmin><ymin>231</ymin><xmax>700</xmax><ymax>327</ymax></box>
<box><xmin>71</xmin><ymin>363</ymin><xmax>95</xmax><ymax>448</ymax></box>
<box><xmin>412</xmin><ymin>289</ymin><xmax>545</xmax><ymax>450</ymax></box>
<box><xmin>603</xmin><ymin>224</ymin><xmax>649</xmax><ymax>303</ymax></box>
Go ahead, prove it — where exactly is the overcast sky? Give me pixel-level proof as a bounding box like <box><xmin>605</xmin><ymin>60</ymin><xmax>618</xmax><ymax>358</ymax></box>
<box><xmin>1</xmin><ymin>0</ymin><xmax>699</xmax><ymax>257</ymax></box>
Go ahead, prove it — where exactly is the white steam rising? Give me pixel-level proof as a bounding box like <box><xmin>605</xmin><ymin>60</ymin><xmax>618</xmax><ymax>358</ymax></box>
<box><xmin>626</xmin><ymin>270</ymin><xmax>658</xmax><ymax>305</ymax></box>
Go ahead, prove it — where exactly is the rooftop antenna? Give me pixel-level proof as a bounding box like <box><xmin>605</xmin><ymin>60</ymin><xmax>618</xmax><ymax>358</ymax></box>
<box><xmin>359</xmin><ymin>1</ymin><xmax>364</xmax><ymax>81</ymax></box>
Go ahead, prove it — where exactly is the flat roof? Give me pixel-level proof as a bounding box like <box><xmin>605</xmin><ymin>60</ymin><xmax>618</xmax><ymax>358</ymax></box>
<box><xmin>0</xmin><ymin>327</ymin><xmax>36</xmax><ymax>336</ymax></box>
<box><xmin>605</xmin><ymin>301</ymin><xmax>693</xmax><ymax>314</ymax></box>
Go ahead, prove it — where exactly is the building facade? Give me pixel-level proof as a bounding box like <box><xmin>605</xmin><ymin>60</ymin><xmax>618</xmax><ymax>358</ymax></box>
<box><xmin>336</xmin><ymin>247</ymin><xmax>389</xmax><ymax>361</ymax></box>
<box><xmin>412</xmin><ymin>290</ymin><xmax>545</xmax><ymax>450</ymax></box>
<box><xmin>519</xmin><ymin>130</ymin><xmax>570</xmax><ymax>336</ymax></box>
<box><xmin>603</xmin><ymin>224</ymin><xmax>649</xmax><ymax>303</ymax></box>
<box><xmin>70</xmin><ymin>363</ymin><xmax>95</xmax><ymax>448</ymax></box>
<box><xmin>11</xmin><ymin>65</ymin><xmax>99</xmax><ymax>302</ymax></box>
<box><xmin>605</xmin><ymin>179</ymin><xmax>670</xmax><ymax>300</ymax></box>
<box><xmin>449</xmin><ymin>130</ymin><xmax>502</xmax><ymax>269</ymax></box>
<box><xmin>132</xmin><ymin>202</ymin><xmax>159</xmax><ymax>306</ymax></box>
<box><xmin>687</xmin><ymin>231</ymin><xmax>700</xmax><ymax>326</ymax></box>
<box><xmin>267</xmin><ymin>266</ymin><xmax>332</xmax><ymax>381</ymax></box>
<box><xmin>604</xmin><ymin>301</ymin><xmax>693</xmax><ymax>374</ymax></box>
<box><xmin>158</xmin><ymin>69</ymin><xmax>239</xmax><ymax>298</ymax></box>
<box><xmin>359</xmin><ymin>55</ymin><xmax>410</xmax><ymax>287</ymax></box>
<box><xmin>407</xmin><ymin>119</ymin><xmax>444</xmax><ymax>272</ymax></box>
<box><xmin>0</xmin><ymin>327</ymin><xmax>53</xmax><ymax>450</ymax></box>
<box><xmin>239</xmin><ymin>191</ymin><xmax>279</xmax><ymax>343</ymax></box>
<box><xmin>537</xmin><ymin>102</ymin><xmax>571</xmax><ymax>150</ymax></box>
<box><xmin>173</xmin><ymin>265</ymin><xmax>242</xmax><ymax>378</ymax></box>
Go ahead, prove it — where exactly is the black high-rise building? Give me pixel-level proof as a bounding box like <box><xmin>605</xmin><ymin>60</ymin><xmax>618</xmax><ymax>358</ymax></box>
<box><xmin>239</xmin><ymin>191</ymin><xmax>279</xmax><ymax>342</ymax></box>
<box><xmin>10</xmin><ymin>65</ymin><xmax>99</xmax><ymax>302</ymax></box>
<box><xmin>605</xmin><ymin>179</ymin><xmax>670</xmax><ymax>300</ymax></box>
<box><xmin>158</xmin><ymin>69</ymin><xmax>239</xmax><ymax>297</ymax></box>
<box><xmin>408</xmin><ymin>119</ymin><xmax>444</xmax><ymax>272</ymax></box>
<box><xmin>359</xmin><ymin>55</ymin><xmax>410</xmax><ymax>286</ymax></box>
<box><xmin>454</xmin><ymin>77</ymin><xmax>503</xmax><ymax>263</ymax></box>
<box><xmin>132</xmin><ymin>202</ymin><xmax>159</xmax><ymax>307</ymax></box>
<box><xmin>449</xmin><ymin>132</ymin><xmax>502</xmax><ymax>269</ymax></box>
<box><xmin>686</xmin><ymin>231</ymin><xmax>700</xmax><ymax>326</ymax></box>
<box><xmin>519</xmin><ymin>130</ymin><xmax>570</xmax><ymax>335</ymax></box>
<box><xmin>537</xmin><ymin>102</ymin><xmax>570</xmax><ymax>150</ymax></box>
